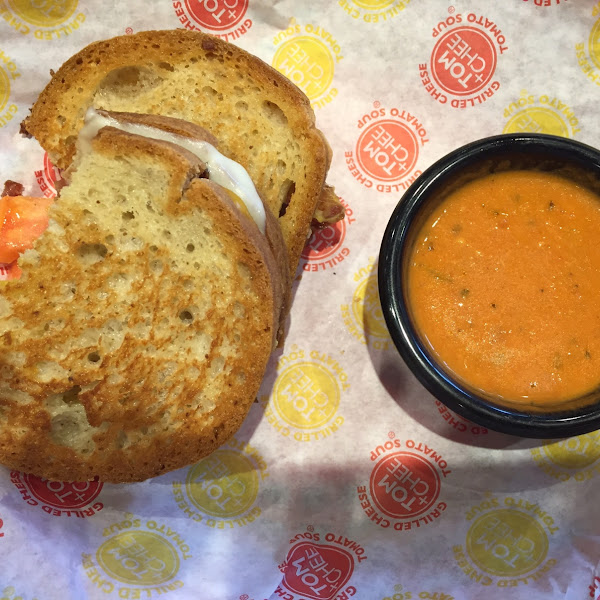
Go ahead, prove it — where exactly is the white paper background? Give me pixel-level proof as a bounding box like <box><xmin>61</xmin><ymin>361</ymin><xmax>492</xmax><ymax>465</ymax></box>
<box><xmin>0</xmin><ymin>1</ymin><xmax>599</xmax><ymax>599</ymax></box>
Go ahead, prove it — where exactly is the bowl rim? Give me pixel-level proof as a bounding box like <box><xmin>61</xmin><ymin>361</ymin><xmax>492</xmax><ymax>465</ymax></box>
<box><xmin>378</xmin><ymin>133</ymin><xmax>600</xmax><ymax>438</ymax></box>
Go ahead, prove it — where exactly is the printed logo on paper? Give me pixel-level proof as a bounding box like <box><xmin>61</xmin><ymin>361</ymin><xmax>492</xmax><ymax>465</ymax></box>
<box><xmin>346</xmin><ymin>103</ymin><xmax>428</xmax><ymax>193</ymax></box>
<box><xmin>1</xmin><ymin>0</ymin><xmax>86</xmax><ymax>40</ymax></box>
<box><xmin>454</xmin><ymin>496</ymin><xmax>558</xmax><ymax>587</ymax></box>
<box><xmin>262</xmin><ymin>347</ymin><xmax>349</xmax><ymax>442</ymax></box>
<box><xmin>530</xmin><ymin>431</ymin><xmax>600</xmax><ymax>482</ymax></box>
<box><xmin>82</xmin><ymin>515</ymin><xmax>190</xmax><ymax>596</ymax></box>
<box><xmin>592</xmin><ymin>16</ymin><xmax>600</xmax><ymax>68</ymax></box>
<box><xmin>272</xmin><ymin>529</ymin><xmax>367</xmax><ymax>599</ymax></box>
<box><xmin>575</xmin><ymin>7</ymin><xmax>600</xmax><ymax>87</ymax></box>
<box><xmin>0</xmin><ymin>46</ymin><xmax>20</xmax><ymax>129</ymax></box>
<box><xmin>301</xmin><ymin>197</ymin><xmax>354</xmax><ymax>272</ymax></box>
<box><xmin>419</xmin><ymin>12</ymin><xmax>508</xmax><ymax>108</ymax></box>
<box><xmin>591</xmin><ymin>576</ymin><xmax>600</xmax><ymax>599</ymax></box>
<box><xmin>357</xmin><ymin>437</ymin><xmax>450</xmax><ymax>531</ymax></box>
<box><xmin>172</xmin><ymin>436</ymin><xmax>266</xmax><ymax>529</ymax></box>
<box><xmin>10</xmin><ymin>471</ymin><xmax>104</xmax><ymax>518</ymax></box>
<box><xmin>502</xmin><ymin>91</ymin><xmax>581</xmax><ymax>137</ymax></box>
<box><xmin>172</xmin><ymin>0</ymin><xmax>252</xmax><ymax>42</ymax></box>
<box><xmin>341</xmin><ymin>258</ymin><xmax>392</xmax><ymax>351</ymax></box>
<box><xmin>35</xmin><ymin>152</ymin><xmax>61</xmax><ymax>197</ymax></box>
<box><xmin>435</xmin><ymin>401</ymin><xmax>489</xmax><ymax>436</ymax></box>
<box><xmin>522</xmin><ymin>0</ymin><xmax>568</xmax><ymax>5</ymax></box>
<box><xmin>272</xmin><ymin>20</ymin><xmax>343</xmax><ymax>110</ymax></box>
<box><xmin>378</xmin><ymin>585</ymin><xmax>457</xmax><ymax>599</ymax></box>
<box><xmin>337</xmin><ymin>0</ymin><xmax>412</xmax><ymax>23</ymax></box>
<box><xmin>1</xmin><ymin>587</ymin><xmax>40</xmax><ymax>600</ymax></box>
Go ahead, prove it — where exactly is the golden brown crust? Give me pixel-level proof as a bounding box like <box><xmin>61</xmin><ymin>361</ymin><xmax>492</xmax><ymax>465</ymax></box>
<box><xmin>198</xmin><ymin>177</ymin><xmax>289</xmax><ymax>348</ymax></box>
<box><xmin>96</xmin><ymin>111</ymin><xmax>291</xmax><ymax>341</ymax></box>
<box><xmin>23</xmin><ymin>29</ymin><xmax>333</xmax><ymax>277</ymax></box>
<box><xmin>0</xmin><ymin>129</ymin><xmax>284</xmax><ymax>482</ymax></box>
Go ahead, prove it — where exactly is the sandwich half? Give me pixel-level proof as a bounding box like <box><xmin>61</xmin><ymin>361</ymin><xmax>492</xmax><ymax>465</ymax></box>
<box><xmin>0</xmin><ymin>121</ymin><xmax>287</xmax><ymax>482</ymax></box>
<box><xmin>22</xmin><ymin>29</ymin><xmax>344</xmax><ymax>277</ymax></box>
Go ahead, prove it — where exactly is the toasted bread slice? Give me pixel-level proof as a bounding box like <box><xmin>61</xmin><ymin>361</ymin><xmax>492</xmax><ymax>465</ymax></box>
<box><xmin>23</xmin><ymin>29</ymin><xmax>340</xmax><ymax>276</ymax></box>
<box><xmin>0</xmin><ymin>127</ymin><xmax>285</xmax><ymax>482</ymax></box>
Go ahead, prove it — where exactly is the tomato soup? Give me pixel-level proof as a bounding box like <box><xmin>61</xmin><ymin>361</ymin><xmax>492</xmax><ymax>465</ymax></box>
<box><xmin>407</xmin><ymin>170</ymin><xmax>600</xmax><ymax>408</ymax></box>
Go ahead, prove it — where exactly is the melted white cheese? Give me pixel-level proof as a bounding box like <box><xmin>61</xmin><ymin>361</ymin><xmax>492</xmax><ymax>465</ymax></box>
<box><xmin>79</xmin><ymin>108</ymin><xmax>266</xmax><ymax>233</ymax></box>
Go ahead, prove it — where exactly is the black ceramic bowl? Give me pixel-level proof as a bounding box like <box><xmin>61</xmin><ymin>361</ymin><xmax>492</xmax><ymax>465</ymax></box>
<box><xmin>379</xmin><ymin>134</ymin><xmax>600</xmax><ymax>438</ymax></box>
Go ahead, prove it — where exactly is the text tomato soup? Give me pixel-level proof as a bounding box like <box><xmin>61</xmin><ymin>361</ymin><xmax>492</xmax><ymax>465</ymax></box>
<box><xmin>407</xmin><ymin>170</ymin><xmax>600</xmax><ymax>407</ymax></box>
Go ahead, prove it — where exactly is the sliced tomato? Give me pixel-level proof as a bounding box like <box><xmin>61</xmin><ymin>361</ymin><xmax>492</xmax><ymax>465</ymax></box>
<box><xmin>0</xmin><ymin>195</ymin><xmax>54</xmax><ymax>264</ymax></box>
<box><xmin>0</xmin><ymin>261</ymin><xmax>21</xmax><ymax>280</ymax></box>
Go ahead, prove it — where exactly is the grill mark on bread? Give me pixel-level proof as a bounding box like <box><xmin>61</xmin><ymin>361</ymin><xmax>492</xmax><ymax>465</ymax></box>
<box><xmin>0</xmin><ymin>129</ymin><xmax>285</xmax><ymax>482</ymax></box>
<box><xmin>23</xmin><ymin>29</ymin><xmax>334</xmax><ymax>276</ymax></box>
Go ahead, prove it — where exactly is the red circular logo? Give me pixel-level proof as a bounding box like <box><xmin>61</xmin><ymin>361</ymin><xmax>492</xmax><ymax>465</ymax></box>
<box><xmin>356</xmin><ymin>120</ymin><xmax>418</xmax><ymax>182</ymax></box>
<box><xmin>283</xmin><ymin>542</ymin><xmax>354</xmax><ymax>599</ymax></box>
<box><xmin>431</xmin><ymin>27</ymin><xmax>496</xmax><ymax>96</ymax></box>
<box><xmin>184</xmin><ymin>0</ymin><xmax>248</xmax><ymax>30</ymax></box>
<box><xmin>41</xmin><ymin>152</ymin><xmax>62</xmax><ymax>198</ymax></box>
<box><xmin>301</xmin><ymin>220</ymin><xmax>346</xmax><ymax>261</ymax></box>
<box><xmin>369</xmin><ymin>452</ymin><xmax>440</xmax><ymax>519</ymax></box>
<box><xmin>23</xmin><ymin>474</ymin><xmax>103</xmax><ymax>509</ymax></box>
<box><xmin>43</xmin><ymin>153</ymin><xmax>60</xmax><ymax>186</ymax></box>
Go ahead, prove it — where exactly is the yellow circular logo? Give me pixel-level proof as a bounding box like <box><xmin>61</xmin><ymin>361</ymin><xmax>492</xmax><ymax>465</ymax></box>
<box><xmin>466</xmin><ymin>509</ymin><xmax>548</xmax><ymax>577</ymax></box>
<box><xmin>542</xmin><ymin>432</ymin><xmax>600</xmax><ymax>468</ymax></box>
<box><xmin>273</xmin><ymin>362</ymin><xmax>340</xmax><ymax>428</ymax></box>
<box><xmin>352</xmin><ymin>272</ymin><xmax>389</xmax><ymax>340</ymax></box>
<box><xmin>97</xmin><ymin>531</ymin><xmax>179</xmax><ymax>586</ymax></box>
<box><xmin>272</xmin><ymin>36</ymin><xmax>334</xmax><ymax>100</ymax></box>
<box><xmin>7</xmin><ymin>0</ymin><xmax>78</xmax><ymax>27</ymax></box>
<box><xmin>353</xmin><ymin>0</ymin><xmax>394</xmax><ymax>8</ymax></box>
<box><xmin>0</xmin><ymin>68</ymin><xmax>9</xmax><ymax>113</ymax></box>
<box><xmin>185</xmin><ymin>449</ymin><xmax>259</xmax><ymax>518</ymax></box>
<box><xmin>503</xmin><ymin>107</ymin><xmax>569</xmax><ymax>137</ymax></box>
<box><xmin>589</xmin><ymin>18</ymin><xmax>600</xmax><ymax>70</ymax></box>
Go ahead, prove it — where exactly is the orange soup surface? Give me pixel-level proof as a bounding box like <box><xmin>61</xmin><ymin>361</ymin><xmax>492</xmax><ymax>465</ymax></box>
<box><xmin>407</xmin><ymin>170</ymin><xmax>600</xmax><ymax>408</ymax></box>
